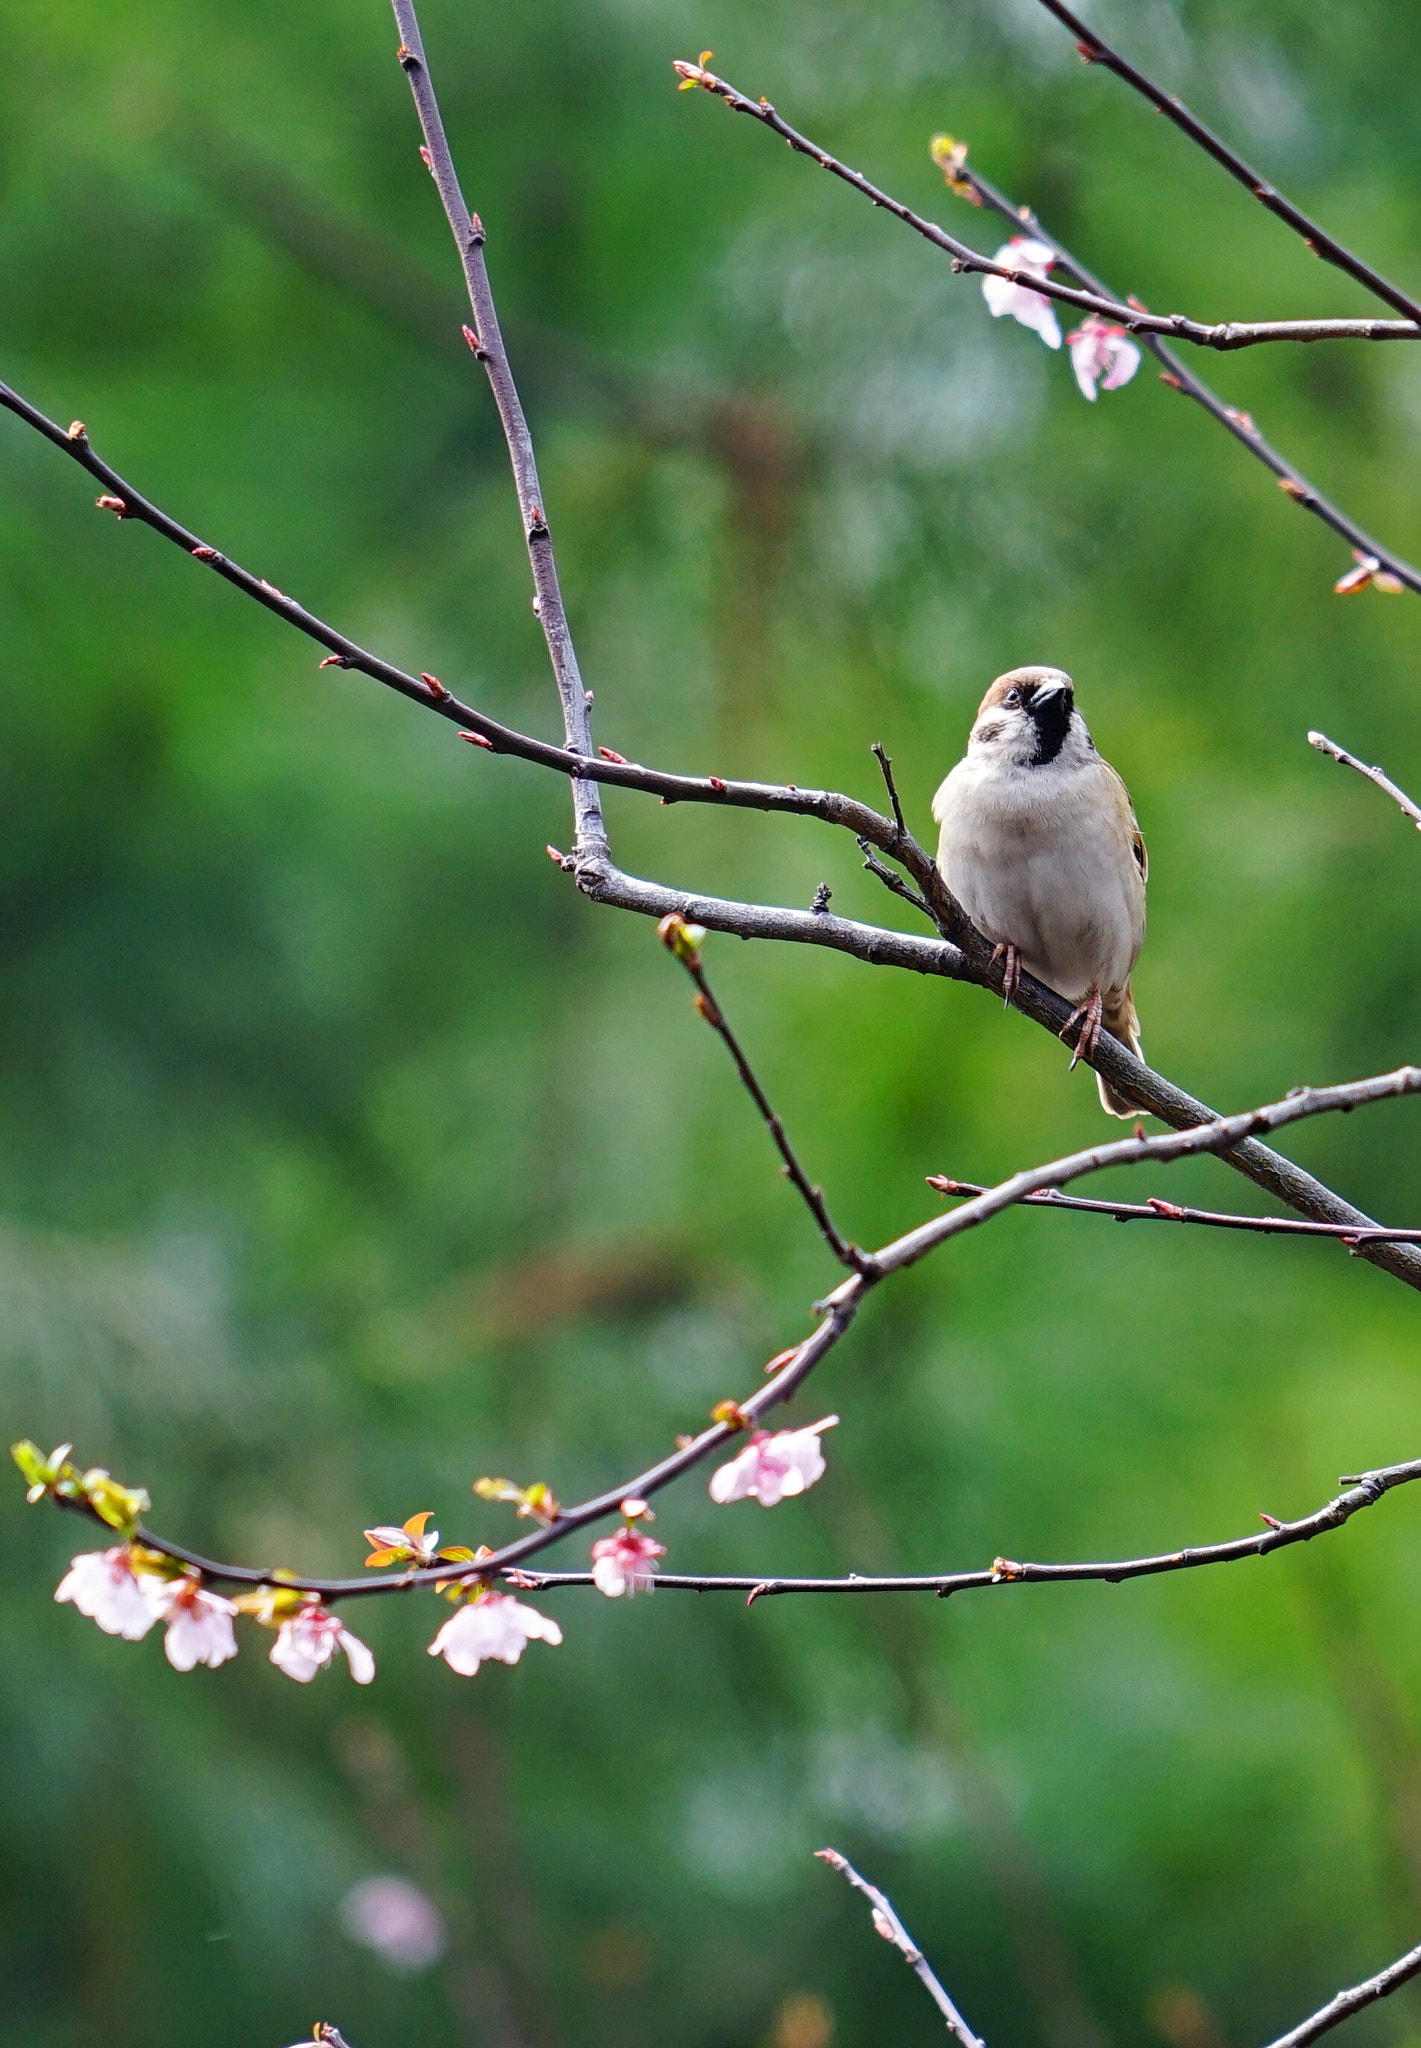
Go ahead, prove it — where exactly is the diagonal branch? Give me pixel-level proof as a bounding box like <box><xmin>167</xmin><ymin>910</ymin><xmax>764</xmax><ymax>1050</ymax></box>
<box><xmin>1030</xmin><ymin>0</ymin><xmax>1421</xmax><ymax>329</ymax></box>
<box><xmin>517</xmin><ymin>1455</ymin><xmax>1421</xmax><ymax>1599</ymax></box>
<box><xmin>50</xmin><ymin>1060</ymin><xmax>1421</xmax><ymax>1606</ymax></box>
<box><xmin>671</xmin><ymin>62</ymin><xmax>1418</xmax><ymax>352</ymax></box>
<box><xmin>934</xmin><ymin>164</ymin><xmax>1421</xmax><ymax>596</ymax></box>
<box><xmin>658</xmin><ymin>916</ymin><xmax>870</xmax><ymax>1271</ymax></box>
<box><xmin>390</xmin><ymin>2</ymin><xmax>606</xmax><ymax>859</ymax></box>
<box><xmin>815</xmin><ymin>1850</ymin><xmax>1421</xmax><ymax>2048</ymax></box>
<box><xmin>926</xmin><ymin>1177</ymin><xmax>1421</xmax><ymax>1246</ymax></box>
<box><xmin>6</xmin><ymin>361</ymin><xmax>1421</xmax><ymax>1285</ymax></box>
<box><xmin>817</xmin><ymin>1849</ymin><xmax>985</xmax><ymax>2048</ymax></box>
<box><xmin>1309</xmin><ymin>731</ymin><xmax>1421</xmax><ymax>831</ymax></box>
<box><xmin>1263</xmin><ymin>1940</ymin><xmax>1421</xmax><ymax>2048</ymax></box>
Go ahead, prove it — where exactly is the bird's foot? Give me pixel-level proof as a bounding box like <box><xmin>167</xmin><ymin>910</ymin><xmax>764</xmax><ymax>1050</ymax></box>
<box><xmin>991</xmin><ymin>941</ymin><xmax>1022</xmax><ymax>1010</ymax></box>
<box><xmin>1063</xmin><ymin>986</ymin><xmax>1105</xmax><ymax>1069</ymax></box>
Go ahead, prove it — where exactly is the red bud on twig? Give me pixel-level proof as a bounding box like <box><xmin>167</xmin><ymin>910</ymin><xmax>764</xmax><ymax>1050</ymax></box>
<box><xmin>460</xmin><ymin>730</ymin><xmax>494</xmax><ymax>750</ymax></box>
<box><xmin>420</xmin><ymin>672</ymin><xmax>450</xmax><ymax>701</ymax></box>
<box><xmin>191</xmin><ymin>545</ymin><xmax>218</xmax><ymax>561</ymax></box>
<box><xmin>598</xmin><ymin>746</ymin><xmax>628</xmax><ymax>763</ymax></box>
<box><xmin>318</xmin><ymin>654</ymin><xmax>348</xmax><ymax>669</ymax></box>
<box><xmin>95</xmin><ymin>494</ymin><xmax>127</xmax><ymax>517</ymax></box>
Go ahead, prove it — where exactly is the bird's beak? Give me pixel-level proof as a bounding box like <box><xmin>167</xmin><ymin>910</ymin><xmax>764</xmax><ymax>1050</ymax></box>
<box><xmin>1033</xmin><ymin>679</ymin><xmax>1069</xmax><ymax>703</ymax></box>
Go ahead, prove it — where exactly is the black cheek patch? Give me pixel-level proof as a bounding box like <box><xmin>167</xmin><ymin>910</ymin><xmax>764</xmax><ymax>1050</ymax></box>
<box><xmin>1028</xmin><ymin>693</ymin><xmax>1072</xmax><ymax>765</ymax></box>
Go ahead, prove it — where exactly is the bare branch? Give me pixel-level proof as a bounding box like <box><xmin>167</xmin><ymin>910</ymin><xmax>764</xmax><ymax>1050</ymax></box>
<box><xmin>1263</xmin><ymin>1939</ymin><xmax>1421</xmax><ymax>2048</ymax></box>
<box><xmin>1030</xmin><ymin>0</ymin><xmax>1421</xmax><ymax>329</ymax></box>
<box><xmin>816</xmin><ymin>1848</ymin><xmax>986</xmax><ymax>2048</ymax></box>
<box><xmin>871</xmin><ymin>741</ymin><xmax>908</xmax><ymax>839</ymax></box>
<box><xmin>515</xmin><ymin>1455</ymin><xmax>1421</xmax><ymax>1599</ymax></box>
<box><xmin>671</xmin><ymin>63</ymin><xmax>1418</xmax><ymax>353</ymax></box>
<box><xmin>1309</xmin><ymin>731</ymin><xmax>1421</xmax><ymax>831</ymax></box>
<box><xmin>658</xmin><ymin>916</ymin><xmax>870</xmax><ymax>1272</ymax></box>
<box><xmin>7</xmin><ymin>365</ymin><xmax>1421</xmax><ymax>1284</ymax></box>
<box><xmin>857</xmin><ymin>839</ymin><xmax>935</xmax><ymax>921</ymax></box>
<box><xmin>926</xmin><ymin>1177</ymin><xmax>1421</xmax><ymax>1246</ymax></box>
<box><xmin>58</xmin><ymin>1061</ymin><xmax>1421</xmax><ymax>1605</ymax></box>
<box><xmin>391</xmin><ymin>1</ymin><xmax>606</xmax><ymax>860</ymax></box>
<box><xmin>937</xmin><ymin>163</ymin><xmax>1421</xmax><ymax>596</ymax></box>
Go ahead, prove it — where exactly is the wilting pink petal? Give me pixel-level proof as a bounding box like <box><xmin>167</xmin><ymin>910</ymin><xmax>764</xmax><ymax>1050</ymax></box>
<box><xmin>340</xmin><ymin>1874</ymin><xmax>447</xmax><ymax>1971</ymax></box>
<box><xmin>709</xmin><ymin>1416</ymin><xmax>839</xmax><ymax>1507</ymax></box>
<box><xmin>1066</xmin><ymin>316</ymin><xmax>1141</xmax><ymax>400</ymax></box>
<box><xmin>590</xmin><ymin>1525</ymin><xmax>666</xmax><ymax>1598</ymax></box>
<box><xmin>427</xmin><ymin>1591</ymin><xmax>562</xmax><ymax>1675</ymax></box>
<box><xmin>55</xmin><ymin>1547</ymin><xmax>156</xmax><ymax>1641</ymax></box>
<box><xmin>271</xmin><ymin>1602</ymin><xmax>375</xmax><ymax>1685</ymax></box>
<box><xmin>982</xmin><ymin>238</ymin><xmax>1062</xmax><ymax>349</ymax></box>
<box><xmin>141</xmin><ymin>1575</ymin><xmax>239</xmax><ymax>1671</ymax></box>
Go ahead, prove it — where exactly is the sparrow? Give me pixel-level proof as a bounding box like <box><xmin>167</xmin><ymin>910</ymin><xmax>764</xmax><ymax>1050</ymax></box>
<box><xmin>931</xmin><ymin>666</ymin><xmax>1147</xmax><ymax>1116</ymax></box>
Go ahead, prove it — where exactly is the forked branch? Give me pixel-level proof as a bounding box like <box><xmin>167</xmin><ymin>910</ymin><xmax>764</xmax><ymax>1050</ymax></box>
<box><xmin>671</xmin><ymin>61</ymin><xmax>1419</xmax><ymax>351</ymax></box>
<box><xmin>1030</xmin><ymin>0</ymin><xmax>1421</xmax><ymax>329</ymax></box>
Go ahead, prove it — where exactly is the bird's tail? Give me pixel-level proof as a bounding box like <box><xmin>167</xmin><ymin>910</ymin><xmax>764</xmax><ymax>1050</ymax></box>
<box><xmin>1097</xmin><ymin>985</ymin><xmax>1143</xmax><ymax>1118</ymax></box>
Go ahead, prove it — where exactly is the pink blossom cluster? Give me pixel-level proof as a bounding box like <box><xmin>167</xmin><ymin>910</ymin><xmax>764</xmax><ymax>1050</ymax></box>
<box><xmin>54</xmin><ymin>1408</ymin><xmax>847</xmax><ymax>1680</ymax></box>
<box><xmin>981</xmin><ymin>238</ymin><xmax>1141</xmax><ymax>401</ymax></box>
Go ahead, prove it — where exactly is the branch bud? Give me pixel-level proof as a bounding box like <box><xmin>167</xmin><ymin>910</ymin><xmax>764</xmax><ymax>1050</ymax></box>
<box><xmin>657</xmin><ymin>913</ymin><xmax>706</xmax><ymax>964</ymax></box>
<box><xmin>95</xmin><ymin>494</ymin><xmax>127</xmax><ymax>518</ymax></box>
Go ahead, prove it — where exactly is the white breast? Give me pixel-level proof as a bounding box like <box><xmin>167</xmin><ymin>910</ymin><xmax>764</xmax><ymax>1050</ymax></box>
<box><xmin>933</xmin><ymin>751</ymin><xmax>1145</xmax><ymax>1001</ymax></box>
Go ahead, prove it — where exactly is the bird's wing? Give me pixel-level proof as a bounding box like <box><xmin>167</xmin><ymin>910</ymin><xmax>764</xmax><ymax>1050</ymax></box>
<box><xmin>1103</xmin><ymin>761</ymin><xmax>1147</xmax><ymax>883</ymax></box>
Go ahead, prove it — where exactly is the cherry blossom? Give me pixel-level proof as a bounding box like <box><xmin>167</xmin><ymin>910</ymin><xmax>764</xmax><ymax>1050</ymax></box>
<box><xmin>270</xmin><ymin>1601</ymin><xmax>375</xmax><ymax>1685</ymax></box>
<box><xmin>427</xmin><ymin>1590</ymin><xmax>562</xmax><ymax>1675</ymax></box>
<box><xmin>141</xmin><ymin>1574</ymin><xmax>239</xmax><ymax>1671</ymax></box>
<box><xmin>1334</xmin><ymin>548</ymin><xmax>1404</xmax><ymax>595</ymax></box>
<box><xmin>364</xmin><ymin>1510</ymin><xmax>443</xmax><ymax>1568</ymax></box>
<box><xmin>709</xmin><ymin>1415</ymin><xmax>839</xmax><ymax>1507</ymax></box>
<box><xmin>590</xmin><ymin>1524</ymin><xmax>665</xmax><ymax>1598</ymax></box>
<box><xmin>339</xmin><ymin>1874</ymin><xmax>447</xmax><ymax>1971</ymax></box>
<box><xmin>55</xmin><ymin>1546</ymin><xmax>156</xmax><ymax>1641</ymax></box>
<box><xmin>1066</xmin><ymin>316</ymin><xmax>1141</xmax><ymax>400</ymax></box>
<box><xmin>981</xmin><ymin>238</ymin><xmax>1062</xmax><ymax>349</ymax></box>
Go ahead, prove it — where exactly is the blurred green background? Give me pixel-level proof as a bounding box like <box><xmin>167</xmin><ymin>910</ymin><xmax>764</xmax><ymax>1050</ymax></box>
<box><xmin>4</xmin><ymin>1</ymin><xmax>1421</xmax><ymax>2043</ymax></box>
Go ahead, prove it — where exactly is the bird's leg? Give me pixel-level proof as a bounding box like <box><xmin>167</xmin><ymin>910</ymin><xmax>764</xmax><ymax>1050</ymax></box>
<box><xmin>990</xmin><ymin>941</ymin><xmax>1022</xmax><ymax>1010</ymax></box>
<box><xmin>1062</xmin><ymin>985</ymin><xmax>1105</xmax><ymax>1069</ymax></box>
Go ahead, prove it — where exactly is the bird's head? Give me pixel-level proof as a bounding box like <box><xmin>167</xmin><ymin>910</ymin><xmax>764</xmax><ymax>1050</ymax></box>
<box><xmin>968</xmin><ymin>666</ymin><xmax>1088</xmax><ymax>768</ymax></box>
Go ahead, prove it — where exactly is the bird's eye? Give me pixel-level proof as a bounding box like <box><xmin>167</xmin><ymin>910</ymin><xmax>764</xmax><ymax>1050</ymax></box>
<box><xmin>1003</xmin><ymin>687</ymin><xmax>1021</xmax><ymax>708</ymax></box>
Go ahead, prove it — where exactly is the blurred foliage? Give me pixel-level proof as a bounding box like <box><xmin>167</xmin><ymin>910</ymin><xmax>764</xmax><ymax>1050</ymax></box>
<box><xmin>4</xmin><ymin>0</ymin><xmax>1421</xmax><ymax>2044</ymax></box>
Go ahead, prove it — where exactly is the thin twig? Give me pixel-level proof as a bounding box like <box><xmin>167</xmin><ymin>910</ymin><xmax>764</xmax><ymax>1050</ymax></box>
<box><xmin>7</xmin><ymin>362</ymin><xmax>1421</xmax><ymax>1276</ymax></box>
<box><xmin>659</xmin><ymin>916</ymin><xmax>869</xmax><ymax>1271</ymax></box>
<box><xmin>937</xmin><ymin>164</ymin><xmax>1421</xmax><ymax>596</ymax></box>
<box><xmin>857</xmin><ymin>839</ymin><xmax>934</xmax><ymax>921</ymax></box>
<box><xmin>1263</xmin><ymin>1939</ymin><xmax>1421</xmax><ymax>2048</ymax></box>
<box><xmin>927</xmin><ymin>1177</ymin><xmax>1421</xmax><ymax>1246</ymax></box>
<box><xmin>871</xmin><ymin>741</ymin><xmax>907</xmax><ymax>838</ymax></box>
<box><xmin>1030</xmin><ymin>0</ymin><xmax>1421</xmax><ymax>329</ymax></box>
<box><xmin>671</xmin><ymin>62</ymin><xmax>1418</xmax><ymax>352</ymax></box>
<box><xmin>514</xmin><ymin>1455</ymin><xmax>1421</xmax><ymax>1599</ymax></box>
<box><xmin>1309</xmin><ymin>731</ymin><xmax>1421</xmax><ymax>831</ymax></box>
<box><xmin>391</xmin><ymin>1</ymin><xmax>606</xmax><ymax>861</ymax></box>
<box><xmin>56</xmin><ymin>1060</ymin><xmax>1421</xmax><ymax>1604</ymax></box>
<box><xmin>0</xmin><ymin>378</ymin><xmax>954</xmax><ymax>883</ymax></box>
<box><xmin>816</xmin><ymin>1849</ymin><xmax>985</xmax><ymax>2048</ymax></box>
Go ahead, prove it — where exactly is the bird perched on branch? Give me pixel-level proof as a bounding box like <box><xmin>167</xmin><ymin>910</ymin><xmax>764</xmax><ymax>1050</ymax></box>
<box><xmin>932</xmin><ymin>666</ymin><xmax>1146</xmax><ymax>1116</ymax></box>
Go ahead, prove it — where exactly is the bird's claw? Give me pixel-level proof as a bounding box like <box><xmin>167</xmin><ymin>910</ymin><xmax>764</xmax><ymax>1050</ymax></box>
<box><xmin>1063</xmin><ymin>987</ymin><xmax>1105</xmax><ymax>1069</ymax></box>
<box><xmin>991</xmin><ymin>941</ymin><xmax>1022</xmax><ymax>1010</ymax></box>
